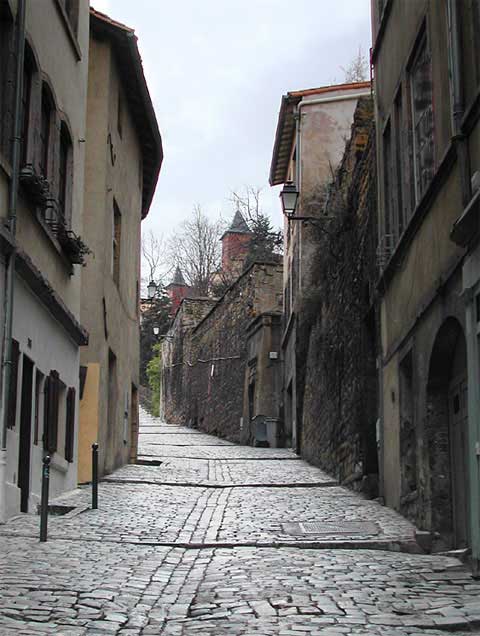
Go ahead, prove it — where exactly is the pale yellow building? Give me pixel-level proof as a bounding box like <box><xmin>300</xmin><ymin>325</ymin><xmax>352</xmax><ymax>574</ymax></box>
<box><xmin>78</xmin><ymin>8</ymin><xmax>162</xmax><ymax>482</ymax></box>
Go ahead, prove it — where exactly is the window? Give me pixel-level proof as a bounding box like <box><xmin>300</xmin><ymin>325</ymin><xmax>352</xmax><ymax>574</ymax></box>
<box><xmin>383</xmin><ymin>121</ymin><xmax>394</xmax><ymax>243</ymax></box>
<box><xmin>112</xmin><ymin>201</ymin><xmax>122</xmax><ymax>285</ymax></box>
<box><xmin>39</xmin><ymin>86</ymin><xmax>52</xmax><ymax>178</ymax></box>
<box><xmin>394</xmin><ymin>89</ymin><xmax>406</xmax><ymax>236</ymax></box>
<box><xmin>409</xmin><ymin>33</ymin><xmax>434</xmax><ymax>203</ymax></box>
<box><xmin>58</xmin><ymin>123</ymin><xmax>72</xmax><ymax>223</ymax></box>
<box><xmin>0</xmin><ymin>8</ymin><xmax>14</xmax><ymax>161</ymax></box>
<box><xmin>20</xmin><ymin>58</ymin><xmax>33</xmax><ymax>167</ymax></box>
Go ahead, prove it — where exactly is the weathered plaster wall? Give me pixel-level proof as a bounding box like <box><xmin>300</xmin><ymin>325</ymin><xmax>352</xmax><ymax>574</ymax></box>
<box><xmin>79</xmin><ymin>31</ymin><xmax>144</xmax><ymax>478</ymax></box>
<box><xmin>299</xmin><ymin>99</ymin><xmax>379</xmax><ymax>495</ymax></box>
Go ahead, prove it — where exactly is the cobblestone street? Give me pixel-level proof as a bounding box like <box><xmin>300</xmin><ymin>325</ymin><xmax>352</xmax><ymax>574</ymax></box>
<box><xmin>1</xmin><ymin>409</ymin><xmax>480</xmax><ymax>635</ymax></box>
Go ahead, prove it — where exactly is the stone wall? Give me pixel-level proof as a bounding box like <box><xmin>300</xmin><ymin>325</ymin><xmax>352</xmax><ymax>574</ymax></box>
<box><xmin>298</xmin><ymin>98</ymin><xmax>380</xmax><ymax>495</ymax></box>
<box><xmin>162</xmin><ymin>263</ymin><xmax>283</xmax><ymax>442</ymax></box>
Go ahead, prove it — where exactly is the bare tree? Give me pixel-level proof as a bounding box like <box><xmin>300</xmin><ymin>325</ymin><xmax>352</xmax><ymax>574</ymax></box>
<box><xmin>341</xmin><ymin>46</ymin><xmax>369</xmax><ymax>83</ymax></box>
<box><xmin>142</xmin><ymin>229</ymin><xmax>167</xmax><ymax>285</ymax></box>
<box><xmin>168</xmin><ymin>205</ymin><xmax>222</xmax><ymax>296</ymax></box>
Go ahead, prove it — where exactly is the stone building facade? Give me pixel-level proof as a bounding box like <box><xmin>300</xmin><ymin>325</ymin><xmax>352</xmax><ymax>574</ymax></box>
<box><xmin>299</xmin><ymin>98</ymin><xmax>379</xmax><ymax>495</ymax></box>
<box><xmin>162</xmin><ymin>262</ymin><xmax>283</xmax><ymax>444</ymax></box>
<box><xmin>372</xmin><ymin>0</ymin><xmax>480</xmax><ymax>565</ymax></box>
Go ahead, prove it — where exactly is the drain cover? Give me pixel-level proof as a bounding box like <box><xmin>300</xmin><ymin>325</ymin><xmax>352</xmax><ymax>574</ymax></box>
<box><xmin>282</xmin><ymin>521</ymin><xmax>379</xmax><ymax>536</ymax></box>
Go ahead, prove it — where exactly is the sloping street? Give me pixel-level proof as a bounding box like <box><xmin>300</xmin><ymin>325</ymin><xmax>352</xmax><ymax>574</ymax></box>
<box><xmin>1</xmin><ymin>409</ymin><xmax>480</xmax><ymax>636</ymax></box>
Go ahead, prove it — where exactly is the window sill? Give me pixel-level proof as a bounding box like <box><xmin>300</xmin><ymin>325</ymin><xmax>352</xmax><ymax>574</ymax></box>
<box><xmin>54</xmin><ymin>0</ymin><xmax>82</xmax><ymax>61</ymax></box>
<box><xmin>377</xmin><ymin>141</ymin><xmax>457</xmax><ymax>293</ymax></box>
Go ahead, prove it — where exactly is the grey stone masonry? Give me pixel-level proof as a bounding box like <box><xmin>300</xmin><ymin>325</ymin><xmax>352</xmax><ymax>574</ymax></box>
<box><xmin>1</xmin><ymin>407</ymin><xmax>480</xmax><ymax>635</ymax></box>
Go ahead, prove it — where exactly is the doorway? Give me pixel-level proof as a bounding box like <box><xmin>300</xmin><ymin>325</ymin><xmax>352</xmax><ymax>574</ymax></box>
<box><xmin>18</xmin><ymin>355</ymin><xmax>34</xmax><ymax>513</ymax></box>
<box><xmin>448</xmin><ymin>339</ymin><xmax>469</xmax><ymax>548</ymax></box>
<box><xmin>426</xmin><ymin>318</ymin><xmax>469</xmax><ymax>548</ymax></box>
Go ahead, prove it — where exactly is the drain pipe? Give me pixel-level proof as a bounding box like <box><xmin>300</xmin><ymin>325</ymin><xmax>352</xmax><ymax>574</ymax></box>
<box><xmin>0</xmin><ymin>0</ymin><xmax>26</xmax><ymax>524</ymax></box>
<box><xmin>446</xmin><ymin>0</ymin><xmax>471</xmax><ymax>206</ymax></box>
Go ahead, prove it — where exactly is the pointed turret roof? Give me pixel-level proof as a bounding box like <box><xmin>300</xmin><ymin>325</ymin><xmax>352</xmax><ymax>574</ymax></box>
<box><xmin>166</xmin><ymin>266</ymin><xmax>187</xmax><ymax>288</ymax></box>
<box><xmin>221</xmin><ymin>210</ymin><xmax>252</xmax><ymax>240</ymax></box>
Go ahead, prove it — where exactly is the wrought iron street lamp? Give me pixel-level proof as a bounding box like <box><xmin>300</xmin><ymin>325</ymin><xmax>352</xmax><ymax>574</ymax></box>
<box><xmin>147</xmin><ymin>280</ymin><xmax>157</xmax><ymax>299</ymax></box>
<box><xmin>153</xmin><ymin>325</ymin><xmax>160</xmax><ymax>336</ymax></box>
<box><xmin>280</xmin><ymin>180</ymin><xmax>332</xmax><ymax>226</ymax></box>
<box><xmin>279</xmin><ymin>181</ymin><xmax>299</xmax><ymax>218</ymax></box>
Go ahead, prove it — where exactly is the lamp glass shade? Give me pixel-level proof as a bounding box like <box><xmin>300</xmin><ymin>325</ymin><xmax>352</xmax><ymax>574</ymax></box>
<box><xmin>147</xmin><ymin>280</ymin><xmax>157</xmax><ymax>299</ymax></box>
<box><xmin>280</xmin><ymin>182</ymin><xmax>299</xmax><ymax>217</ymax></box>
<box><xmin>153</xmin><ymin>326</ymin><xmax>160</xmax><ymax>336</ymax></box>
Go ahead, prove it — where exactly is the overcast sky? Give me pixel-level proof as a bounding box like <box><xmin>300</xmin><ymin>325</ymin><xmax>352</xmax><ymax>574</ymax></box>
<box><xmin>92</xmin><ymin>0</ymin><xmax>372</xmax><ymax>262</ymax></box>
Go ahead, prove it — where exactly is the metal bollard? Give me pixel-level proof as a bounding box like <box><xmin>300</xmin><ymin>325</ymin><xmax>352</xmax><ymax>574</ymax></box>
<box><xmin>92</xmin><ymin>442</ymin><xmax>98</xmax><ymax>509</ymax></box>
<box><xmin>39</xmin><ymin>455</ymin><xmax>50</xmax><ymax>542</ymax></box>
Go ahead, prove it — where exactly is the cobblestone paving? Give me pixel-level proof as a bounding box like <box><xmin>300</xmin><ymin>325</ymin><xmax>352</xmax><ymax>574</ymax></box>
<box><xmin>1</xmin><ymin>407</ymin><xmax>479</xmax><ymax>634</ymax></box>
<box><xmin>102</xmin><ymin>459</ymin><xmax>336</xmax><ymax>487</ymax></box>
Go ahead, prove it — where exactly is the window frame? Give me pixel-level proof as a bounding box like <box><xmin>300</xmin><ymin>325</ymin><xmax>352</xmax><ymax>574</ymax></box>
<box><xmin>408</xmin><ymin>29</ymin><xmax>435</xmax><ymax>205</ymax></box>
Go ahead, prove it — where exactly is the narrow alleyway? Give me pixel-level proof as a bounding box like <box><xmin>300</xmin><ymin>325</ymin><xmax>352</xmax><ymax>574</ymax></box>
<box><xmin>1</xmin><ymin>410</ymin><xmax>480</xmax><ymax>636</ymax></box>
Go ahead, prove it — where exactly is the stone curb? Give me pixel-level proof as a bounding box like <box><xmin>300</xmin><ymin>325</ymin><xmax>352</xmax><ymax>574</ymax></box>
<box><xmin>0</xmin><ymin>532</ymin><xmax>421</xmax><ymax>553</ymax></box>
<box><xmin>100</xmin><ymin>478</ymin><xmax>339</xmax><ymax>489</ymax></box>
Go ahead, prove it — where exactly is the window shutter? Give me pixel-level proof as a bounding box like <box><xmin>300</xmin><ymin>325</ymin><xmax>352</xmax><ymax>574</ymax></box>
<box><xmin>7</xmin><ymin>339</ymin><xmax>20</xmax><ymax>428</ymax></box>
<box><xmin>65</xmin><ymin>386</ymin><xmax>75</xmax><ymax>462</ymax></box>
<box><xmin>45</xmin><ymin>370</ymin><xmax>59</xmax><ymax>453</ymax></box>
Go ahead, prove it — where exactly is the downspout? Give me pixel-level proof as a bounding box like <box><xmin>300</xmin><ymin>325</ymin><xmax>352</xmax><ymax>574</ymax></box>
<box><xmin>447</xmin><ymin>0</ymin><xmax>471</xmax><ymax>205</ymax></box>
<box><xmin>0</xmin><ymin>0</ymin><xmax>26</xmax><ymax>524</ymax></box>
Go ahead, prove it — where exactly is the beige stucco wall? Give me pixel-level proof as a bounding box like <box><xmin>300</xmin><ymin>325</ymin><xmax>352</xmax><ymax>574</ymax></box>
<box><xmin>79</xmin><ymin>32</ymin><xmax>144</xmax><ymax>478</ymax></box>
<box><xmin>380</xmin><ymin>165</ymin><xmax>464</xmax><ymax>355</ymax></box>
<box><xmin>78</xmin><ymin>362</ymin><xmax>100</xmax><ymax>484</ymax></box>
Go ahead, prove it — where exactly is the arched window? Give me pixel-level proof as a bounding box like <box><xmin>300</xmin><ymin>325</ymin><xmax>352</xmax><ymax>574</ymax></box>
<box><xmin>21</xmin><ymin>44</ymin><xmax>37</xmax><ymax>167</ymax></box>
<box><xmin>39</xmin><ymin>84</ymin><xmax>54</xmax><ymax>178</ymax></box>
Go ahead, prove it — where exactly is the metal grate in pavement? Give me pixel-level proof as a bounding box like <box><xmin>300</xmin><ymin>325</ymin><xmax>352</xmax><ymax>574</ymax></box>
<box><xmin>282</xmin><ymin>521</ymin><xmax>380</xmax><ymax>536</ymax></box>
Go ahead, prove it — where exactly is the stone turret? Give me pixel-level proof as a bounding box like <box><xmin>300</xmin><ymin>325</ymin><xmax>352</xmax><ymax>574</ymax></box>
<box><xmin>220</xmin><ymin>210</ymin><xmax>252</xmax><ymax>275</ymax></box>
<box><xmin>166</xmin><ymin>266</ymin><xmax>190</xmax><ymax>315</ymax></box>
